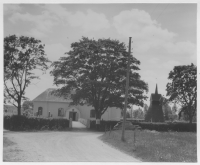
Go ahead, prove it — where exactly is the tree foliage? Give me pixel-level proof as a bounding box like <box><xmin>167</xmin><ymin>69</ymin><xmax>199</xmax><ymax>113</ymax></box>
<box><xmin>4</xmin><ymin>35</ymin><xmax>51</xmax><ymax>115</ymax></box>
<box><xmin>143</xmin><ymin>104</ymin><xmax>149</xmax><ymax>119</ymax></box>
<box><xmin>22</xmin><ymin>100</ymin><xmax>34</xmax><ymax>116</ymax></box>
<box><xmin>22</xmin><ymin>101</ymin><xmax>33</xmax><ymax>110</ymax></box>
<box><xmin>162</xmin><ymin>103</ymin><xmax>172</xmax><ymax>121</ymax></box>
<box><xmin>51</xmin><ymin>37</ymin><xmax>148</xmax><ymax>119</ymax></box>
<box><xmin>132</xmin><ymin>108</ymin><xmax>144</xmax><ymax>119</ymax></box>
<box><xmin>126</xmin><ymin>111</ymin><xmax>131</xmax><ymax>118</ymax></box>
<box><xmin>159</xmin><ymin>96</ymin><xmax>172</xmax><ymax>121</ymax></box>
<box><xmin>166</xmin><ymin>63</ymin><xmax>197</xmax><ymax>123</ymax></box>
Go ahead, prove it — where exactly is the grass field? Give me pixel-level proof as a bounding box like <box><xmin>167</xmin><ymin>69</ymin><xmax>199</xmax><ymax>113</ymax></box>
<box><xmin>100</xmin><ymin>129</ymin><xmax>197</xmax><ymax>162</ymax></box>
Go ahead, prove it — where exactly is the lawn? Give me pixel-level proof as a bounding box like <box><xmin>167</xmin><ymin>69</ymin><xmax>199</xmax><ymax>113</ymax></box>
<box><xmin>100</xmin><ymin>129</ymin><xmax>197</xmax><ymax>162</ymax></box>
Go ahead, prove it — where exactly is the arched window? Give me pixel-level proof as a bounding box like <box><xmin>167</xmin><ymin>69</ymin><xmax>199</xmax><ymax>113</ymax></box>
<box><xmin>38</xmin><ymin>107</ymin><xmax>43</xmax><ymax>116</ymax></box>
<box><xmin>58</xmin><ymin>108</ymin><xmax>64</xmax><ymax>117</ymax></box>
<box><xmin>90</xmin><ymin>109</ymin><xmax>96</xmax><ymax>118</ymax></box>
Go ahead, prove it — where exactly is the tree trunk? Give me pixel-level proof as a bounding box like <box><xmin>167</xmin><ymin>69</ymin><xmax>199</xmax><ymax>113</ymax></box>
<box><xmin>95</xmin><ymin>111</ymin><xmax>101</xmax><ymax>131</ymax></box>
<box><xmin>189</xmin><ymin>116</ymin><xmax>193</xmax><ymax>124</ymax></box>
<box><xmin>17</xmin><ymin>99</ymin><xmax>21</xmax><ymax>116</ymax></box>
<box><xmin>188</xmin><ymin>105</ymin><xmax>193</xmax><ymax>124</ymax></box>
<box><xmin>96</xmin><ymin>111</ymin><xmax>101</xmax><ymax>120</ymax></box>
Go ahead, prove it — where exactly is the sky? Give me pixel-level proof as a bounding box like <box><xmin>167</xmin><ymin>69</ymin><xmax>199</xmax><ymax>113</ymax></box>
<box><xmin>3</xmin><ymin>1</ymin><xmax>197</xmax><ymax>108</ymax></box>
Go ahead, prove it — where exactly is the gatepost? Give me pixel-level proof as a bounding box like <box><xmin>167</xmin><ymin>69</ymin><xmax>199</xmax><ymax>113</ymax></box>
<box><xmin>69</xmin><ymin>118</ymin><xmax>72</xmax><ymax>129</ymax></box>
<box><xmin>87</xmin><ymin>119</ymin><xmax>90</xmax><ymax>128</ymax></box>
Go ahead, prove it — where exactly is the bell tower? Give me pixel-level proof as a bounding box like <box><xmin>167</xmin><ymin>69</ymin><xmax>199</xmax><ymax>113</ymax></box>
<box><xmin>145</xmin><ymin>84</ymin><xmax>164</xmax><ymax>122</ymax></box>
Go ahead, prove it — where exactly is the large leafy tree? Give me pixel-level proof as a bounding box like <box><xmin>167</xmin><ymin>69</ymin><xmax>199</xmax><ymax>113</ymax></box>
<box><xmin>4</xmin><ymin>35</ymin><xmax>51</xmax><ymax>115</ymax></box>
<box><xmin>51</xmin><ymin>37</ymin><xmax>148</xmax><ymax>120</ymax></box>
<box><xmin>166</xmin><ymin>63</ymin><xmax>197</xmax><ymax>123</ymax></box>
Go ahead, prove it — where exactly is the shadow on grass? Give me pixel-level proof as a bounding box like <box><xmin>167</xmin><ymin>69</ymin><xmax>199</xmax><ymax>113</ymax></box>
<box><xmin>100</xmin><ymin>130</ymin><xmax>197</xmax><ymax>162</ymax></box>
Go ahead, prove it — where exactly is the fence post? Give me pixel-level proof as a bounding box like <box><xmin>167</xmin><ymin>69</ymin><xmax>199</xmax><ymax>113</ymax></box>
<box><xmin>133</xmin><ymin>129</ymin><xmax>136</xmax><ymax>151</ymax></box>
<box><xmin>69</xmin><ymin>118</ymin><xmax>72</xmax><ymax>129</ymax></box>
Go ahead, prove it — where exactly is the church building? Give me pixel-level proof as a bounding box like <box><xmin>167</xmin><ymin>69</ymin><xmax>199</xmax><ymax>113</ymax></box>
<box><xmin>145</xmin><ymin>84</ymin><xmax>164</xmax><ymax>122</ymax></box>
<box><xmin>32</xmin><ymin>88</ymin><xmax>121</xmax><ymax>121</ymax></box>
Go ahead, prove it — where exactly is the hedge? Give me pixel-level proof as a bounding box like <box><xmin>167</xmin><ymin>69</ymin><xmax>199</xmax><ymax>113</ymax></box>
<box><xmin>4</xmin><ymin>115</ymin><xmax>69</xmax><ymax>131</ymax></box>
<box><xmin>90</xmin><ymin>120</ymin><xmax>119</xmax><ymax>131</ymax></box>
<box><xmin>131</xmin><ymin>122</ymin><xmax>196</xmax><ymax>132</ymax></box>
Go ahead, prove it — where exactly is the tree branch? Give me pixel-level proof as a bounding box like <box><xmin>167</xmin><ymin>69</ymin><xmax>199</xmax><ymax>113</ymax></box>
<box><xmin>101</xmin><ymin>105</ymin><xmax>109</xmax><ymax>115</ymax></box>
<box><xmin>10</xmin><ymin>75</ymin><xmax>20</xmax><ymax>97</ymax></box>
<box><xmin>13</xmin><ymin>70</ymin><xmax>22</xmax><ymax>91</ymax></box>
<box><xmin>4</xmin><ymin>83</ymin><xmax>18</xmax><ymax>102</ymax></box>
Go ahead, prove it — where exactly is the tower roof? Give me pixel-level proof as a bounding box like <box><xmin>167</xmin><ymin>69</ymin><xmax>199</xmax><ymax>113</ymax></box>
<box><xmin>150</xmin><ymin>84</ymin><xmax>161</xmax><ymax>101</ymax></box>
<box><xmin>155</xmin><ymin>84</ymin><xmax>158</xmax><ymax>94</ymax></box>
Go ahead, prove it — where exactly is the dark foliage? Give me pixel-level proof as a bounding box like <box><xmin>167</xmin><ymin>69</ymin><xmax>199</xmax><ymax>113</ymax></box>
<box><xmin>4</xmin><ymin>115</ymin><xmax>69</xmax><ymax>131</ymax></box>
<box><xmin>90</xmin><ymin>120</ymin><xmax>119</xmax><ymax>131</ymax></box>
<box><xmin>131</xmin><ymin>122</ymin><xmax>196</xmax><ymax>132</ymax></box>
<box><xmin>166</xmin><ymin>63</ymin><xmax>197</xmax><ymax>123</ymax></box>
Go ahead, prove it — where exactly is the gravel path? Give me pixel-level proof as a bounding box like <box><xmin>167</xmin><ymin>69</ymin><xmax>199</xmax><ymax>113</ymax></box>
<box><xmin>3</xmin><ymin>130</ymin><xmax>140</xmax><ymax>162</ymax></box>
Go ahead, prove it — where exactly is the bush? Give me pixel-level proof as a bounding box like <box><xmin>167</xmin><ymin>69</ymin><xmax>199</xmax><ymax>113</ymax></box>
<box><xmin>131</xmin><ymin>121</ymin><xmax>196</xmax><ymax>132</ymax></box>
<box><xmin>4</xmin><ymin>115</ymin><xmax>69</xmax><ymax>131</ymax></box>
<box><xmin>4</xmin><ymin>116</ymin><xmax>11</xmax><ymax>130</ymax></box>
<box><xmin>90</xmin><ymin>120</ymin><xmax>119</xmax><ymax>131</ymax></box>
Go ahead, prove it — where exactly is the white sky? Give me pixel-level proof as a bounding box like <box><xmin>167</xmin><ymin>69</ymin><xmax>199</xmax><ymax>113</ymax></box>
<box><xmin>2</xmin><ymin>1</ymin><xmax>198</xmax><ymax>108</ymax></box>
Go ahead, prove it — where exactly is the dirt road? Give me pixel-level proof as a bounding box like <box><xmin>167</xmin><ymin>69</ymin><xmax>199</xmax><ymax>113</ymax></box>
<box><xmin>3</xmin><ymin>130</ymin><xmax>140</xmax><ymax>162</ymax></box>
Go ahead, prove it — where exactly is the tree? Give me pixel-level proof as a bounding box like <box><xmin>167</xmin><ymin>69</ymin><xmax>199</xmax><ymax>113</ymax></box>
<box><xmin>143</xmin><ymin>104</ymin><xmax>149</xmax><ymax>118</ymax></box>
<box><xmin>162</xmin><ymin>104</ymin><xmax>172</xmax><ymax>121</ymax></box>
<box><xmin>22</xmin><ymin>100</ymin><xmax>34</xmax><ymax>116</ymax></box>
<box><xmin>22</xmin><ymin>100</ymin><xmax>33</xmax><ymax>110</ymax></box>
<box><xmin>160</xmin><ymin>96</ymin><xmax>170</xmax><ymax>120</ymax></box>
<box><xmin>178</xmin><ymin>106</ymin><xmax>196</xmax><ymax>122</ymax></box>
<box><xmin>51</xmin><ymin>37</ymin><xmax>148</xmax><ymax>120</ymax></box>
<box><xmin>171</xmin><ymin>103</ymin><xmax>178</xmax><ymax>114</ymax></box>
<box><xmin>132</xmin><ymin>108</ymin><xmax>144</xmax><ymax>119</ymax></box>
<box><xmin>126</xmin><ymin>111</ymin><xmax>131</xmax><ymax>118</ymax></box>
<box><xmin>166</xmin><ymin>63</ymin><xmax>197</xmax><ymax>123</ymax></box>
<box><xmin>4</xmin><ymin>35</ymin><xmax>51</xmax><ymax>115</ymax></box>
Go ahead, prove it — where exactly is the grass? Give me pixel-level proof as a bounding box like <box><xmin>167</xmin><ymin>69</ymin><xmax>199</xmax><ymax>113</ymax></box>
<box><xmin>3</xmin><ymin>137</ymin><xmax>16</xmax><ymax>147</ymax></box>
<box><xmin>100</xmin><ymin>129</ymin><xmax>197</xmax><ymax>162</ymax></box>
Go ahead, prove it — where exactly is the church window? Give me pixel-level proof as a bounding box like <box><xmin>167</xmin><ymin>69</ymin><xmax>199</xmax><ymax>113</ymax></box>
<box><xmin>58</xmin><ymin>108</ymin><xmax>64</xmax><ymax>117</ymax></box>
<box><xmin>38</xmin><ymin>107</ymin><xmax>43</xmax><ymax>115</ymax></box>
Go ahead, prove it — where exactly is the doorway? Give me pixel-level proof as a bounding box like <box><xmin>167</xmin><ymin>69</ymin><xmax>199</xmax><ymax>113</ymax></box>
<box><xmin>69</xmin><ymin>111</ymin><xmax>77</xmax><ymax>121</ymax></box>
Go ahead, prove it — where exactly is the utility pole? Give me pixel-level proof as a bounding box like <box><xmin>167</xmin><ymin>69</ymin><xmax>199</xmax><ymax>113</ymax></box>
<box><xmin>121</xmin><ymin>37</ymin><xmax>132</xmax><ymax>142</ymax></box>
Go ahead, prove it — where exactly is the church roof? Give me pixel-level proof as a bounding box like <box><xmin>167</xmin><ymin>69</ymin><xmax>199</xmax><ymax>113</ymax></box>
<box><xmin>32</xmin><ymin>88</ymin><xmax>72</xmax><ymax>102</ymax></box>
<box><xmin>150</xmin><ymin>84</ymin><xmax>162</xmax><ymax>101</ymax></box>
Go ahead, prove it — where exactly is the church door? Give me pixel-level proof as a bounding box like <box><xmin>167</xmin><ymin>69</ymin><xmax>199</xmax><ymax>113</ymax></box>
<box><xmin>69</xmin><ymin>112</ymin><xmax>77</xmax><ymax>121</ymax></box>
<box><xmin>72</xmin><ymin>112</ymin><xmax>77</xmax><ymax>121</ymax></box>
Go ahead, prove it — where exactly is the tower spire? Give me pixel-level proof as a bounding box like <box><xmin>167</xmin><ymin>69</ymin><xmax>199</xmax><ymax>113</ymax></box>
<box><xmin>155</xmin><ymin>84</ymin><xmax>158</xmax><ymax>94</ymax></box>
